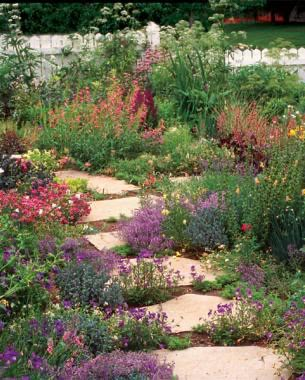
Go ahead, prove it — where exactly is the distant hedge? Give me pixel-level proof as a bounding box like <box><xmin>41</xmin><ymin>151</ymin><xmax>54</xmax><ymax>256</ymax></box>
<box><xmin>0</xmin><ymin>3</ymin><xmax>211</xmax><ymax>34</ymax></box>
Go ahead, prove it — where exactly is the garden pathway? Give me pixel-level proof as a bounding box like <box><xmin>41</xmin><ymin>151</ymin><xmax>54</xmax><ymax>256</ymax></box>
<box><xmin>59</xmin><ymin>170</ymin><xmax>289</xmax><ymax>380</ymax></box>
<box><xmin>154</xmin><ymin>346</ymin><xmax>290</xmax><ymax>380</ymax></box>
<box><xmin>56</xmin><ymin>169</ymin><xmax>139</xmax><ymax>194</ymax></box>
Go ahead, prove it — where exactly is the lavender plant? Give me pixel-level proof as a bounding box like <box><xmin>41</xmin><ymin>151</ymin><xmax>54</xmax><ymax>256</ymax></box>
<box><xmin>60</xmin><ymin>350</ymin><xmax>174</xmax><ymax>380</ymax></box>
<box><xmin>194</xmin><ymin>288</ymin><xmax>283</xmax><ymax>346</ymax></box>
<box><xmin>118</xmin><ymin>200</ymin><xmax>174</xmax><ymax>254</ymax></box>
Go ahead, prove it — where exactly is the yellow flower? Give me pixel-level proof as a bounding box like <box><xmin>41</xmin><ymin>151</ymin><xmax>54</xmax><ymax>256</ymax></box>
<box><xmin>286</xmin><ymin>195</ymin><xmax>291</xmax><ymax>202</ymax></box>
<box><xmin>254</xmin><ymin>177</ymin><xmax>260</xmax><ymax>185</ymax></box>
<box><xmin>163</xmin><ymin>194</ymin><xmax>167</xmax><ymax>200</ymax></box>
<box><xmin>302</xmin><ymin>189</ymin><xmax>305</xmax><ymax>196</ymax></box>
<box><xmin>175</xmin><ymin>251</ymin><xmax>182</xmax><ymax>257</ymax></box>
<box><xmin>288</xmin><ymin>129</ymin><xmax>297</xmax><ymax>137</ymax></box>
<box><xmin>259</xmin><ymin>162</ymin><xmax>265</xmax><ymax>169</ymax></box>
<box><xmin>161</xmin><ymin>209</ymin><xmax>169</xmax><ymax>216</ymax></box>
<box><xmin>273</xmin><ymin>180</ymin><xmax>278</xmax><ymax>187</ymax></box>
<box><xmin>235</xmin><ymin>187</ymin><xmax>240</xmax><ymax>195</ymax></box>
<box><xmin>182</xmin><ymin>219</ymin><xmax>187</xmax><ymax>225</ymax></box>
<box><xmin>0</xmin><ymin>299</ymin><xmax>9</xmax><ymax>307</ymax></box>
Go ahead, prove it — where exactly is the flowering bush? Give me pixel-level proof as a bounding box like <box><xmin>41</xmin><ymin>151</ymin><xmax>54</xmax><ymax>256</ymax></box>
<box><xmin>38</xmin><ymin>79</ymin><xmax>160</xmax><ymax>170</ymax></box>
<box><xmin>237</xmin><ymin>263</ymin><xmax>265</xmax><ymax>289</ymax></box>
<box><xmin>106</xmin><ymin>305</ymin><xmax>171</xmax><ymax>351</ymax></box>
<box><xmin>60</xmin><ymin>350</ymin><xmax>174</xmax><ymax>380</ymax></box>
<box><xmin>0</xmin><ymin>155</ymin><xmax>53</xmax><ymax>191</ymax></box>
<box><xmin>0</xmin><ymin>182</ymin><xmax>90</xmax><ymax>224</ymax></box>
<box><xmin>279</xmin><ymin>299</ymin><xmax>305</xmax><ymax>375</ymax></box>
<box><xmin>118</xmin><ymin>199</ymin><xmax>174</xmax><ymax>254</ymax></box>
<box><xmin>117</xmin><ymin>251</ymin><xmax>183</xmax><ymax>306</ymax></box>
<box><xmin>195</xmin><ymin>288</ymin><xmax>283</xmax><ymax>346</ymax></box>
<box><xmin>217</xmin><ymin>104</ymin><xmax>288</xmax><ymax>171</ymax></box>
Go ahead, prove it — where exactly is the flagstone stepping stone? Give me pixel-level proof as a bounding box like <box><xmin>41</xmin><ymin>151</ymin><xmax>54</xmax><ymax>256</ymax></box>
<box><xmin>155</xmin><ymin>346</ymin><xmax>290</xmax><ymax>380</ymax></box>
<box><xmin>85</xmin><ymin>232</ymin><xmax>124</xmax><ymax>250</ymax></box>
<box><xmin>55</xmin><ymin>169</ymin><xmax>139</xmax><ymax>194</ymax></box>
<box><xmin>147</xmin><ymin>294</ymin><xmax>229</xmax><ymax>333</ymax></box>
<box><xmin>128</xmin><ymin>257</ymin><xmax>217</xmax><ymax>286</ymax></box>
<box><xmin>82</xmin><ymin>197</ymin><xmax>142</xmax><ymax>222</ymax></box>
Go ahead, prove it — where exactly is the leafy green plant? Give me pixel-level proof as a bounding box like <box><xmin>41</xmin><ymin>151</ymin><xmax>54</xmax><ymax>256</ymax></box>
<box><xmin>54</xmin><ymin>177</ymin><xmax>88</xmax><ymax>194</ymax></box>
<box><xmin>56</xmin><ymin>262</ymin><xmax>123</xmax><ymax>309</ymax></box>
<box><xmin>24</xmin><ymin>149</ymin><xmax>58</xmax><ymax>173</ymax></box>
<box><xmin>167</xmin><ymin>335</ymin><xmax>191</xmax><ymax>350</ymax></box>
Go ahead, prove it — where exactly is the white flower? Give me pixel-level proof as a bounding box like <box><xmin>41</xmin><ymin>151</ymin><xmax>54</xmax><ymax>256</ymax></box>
<box><xmin>75</xmin><ymin>193</ymin><xmax>81</xmax><ymax>199</ymax></box>
<box><xmin>14</xmin><ymin>208</ymin><xmax>19</xmax><ymax>213</ymax></box>
<box><xmin>51</xmin><ymin>203</ymin><xmax>57</xmax><ymax>208</ymax></box>
<box><xmin>0</xmin><ymin>168</ymin><xmax>4</xmax><ymax>174</ymax></box>
<box><xmin>68</xmin><ymin>200</ymin><xmax>73</xmax><ymax>204</ymax></box>
<box><xmin>39</xmin><ymin>209</ymin><xmax>43</xmax><ymax>215</ymax></box>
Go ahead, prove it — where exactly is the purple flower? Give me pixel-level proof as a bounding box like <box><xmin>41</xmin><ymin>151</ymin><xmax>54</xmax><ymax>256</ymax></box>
<box><xmin>118</xmin><ymin>199</ymin><xmax>174</xmax><ymax>254</ymax></box>
<box><xmin>38</xmin><ymin>236</ymin><xmax>56</xmax><ymax>257</ymax></box>
<box><xmin>54</xmin><ymin>319</ymin><xmax>65</xmax><ymax>337</ymax></box>
<box><xmin>63</xmin><ymin>300</ymin><xmax>72</xmax><ymax>309</ymax></box>
<box><xmin>0</xmin><ymin>346</ymin><xmax>19</xmax><ymax>366</ymax></box>
<box><xmin>138</xmin><ymin>249</ymin><xmax>153</xmax><ymax>259</ymax></box>
<box><xmin>28</xmin><ymin>352</ymin><xmax>43</xmax><ymax>370</ymax></box>
<box><xmin>0</xmin><ymin>320</ymin><xmax>4</xmax><ymax>331</ymax></box>
<box><xmin>60</xmin><ymin>350</ymin><xmax>174</xmax><ymax>380</ymax></box>
<box><xmin>237</xmin><ymin>263</ymin><xmax>265</xmax><ymax>289</ymax></box>
<box><xmin>3</xmin><ymin>249</ymin><xmax>14</xmax><ymax>262</ymax></box>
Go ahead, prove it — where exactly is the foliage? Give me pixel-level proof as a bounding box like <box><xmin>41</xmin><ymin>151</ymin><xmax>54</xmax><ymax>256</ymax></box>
<box><xmin>117</xmin><ymin>251</ymin><xmax>182</xmax><ymax>306</ymax></box>
<box><xmin>228</xmin><ymin>65</ymin><xmax>305</xmax><ymax>118</ymax></box>
<box><xmin>54</xmin><ymin>177</ymin><xmax>88</xmax><ymax>195</ymax></box>
<box><xmin>118</xmin><ymin>199</ymin><xmax>174</xmax><ymax>254</ymax></box>
<box><xmin>0</xmin><ymin>182</ymin><xmax>90</xmax><ymax>225</ymax></box>
<box><xmin>60</xmin><ymin>350</ymin><xmax>174</xmax><ymax>380</ymax></box>
<box><xmin>154</xmin><ymin>20</ymin><xmax>230</xmax><ymax>132</ymax></box>
<box><xmin>0</xmin><ymin>4</ymin><xmax>40</xmax><ymax>119</ymax></box>
<box><xmin>195</xmin><ymin>289</ymin><xmax>284</xmax><ymax>345</ymax></box>
<box><xmin>167</xmin><ymin>335</ymin><xmax>191</xmax><ymax>350</ymax></box>
<box><xmin>279</xmin><ymin>299</ymin><xmax>305</xmax><ymax>375</ymax></box>
<box><xmin>187</xmin><ymin>206</ymin><xmax>228</xmax><ymax>250</ymax></box>
<box><xmin>23</xmin><ymin>149</ymin><xmax>58</xmax><ymax>173</ymax></box>
<box><xmin>38</xmin><ymin>80</ymin><xmax>154</xmax><ymax>171</ymax></box>
<box><xmin>0</xmin><ymin>129</ymin><xmax>27</xmax><ymax>154</ymax></box>
<box><xmin>56</xmin><ymin>262</ymin><xmax>123</xmax><ymax>309</ymax></box>
<box><xmin>107</xmin><ymin>306</ymin><xmax>171</xmax><ymax>351</ymax></box>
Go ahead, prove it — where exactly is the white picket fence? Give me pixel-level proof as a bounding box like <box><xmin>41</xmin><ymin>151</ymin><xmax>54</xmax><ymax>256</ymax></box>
<box><xmin>0</xmin><ymin>22</ymin><xmax>305</xmax><ymax>80</ymax></box>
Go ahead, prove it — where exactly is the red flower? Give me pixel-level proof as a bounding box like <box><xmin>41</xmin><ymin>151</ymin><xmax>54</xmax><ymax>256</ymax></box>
<box><xmin>241</xmin><ymin>223</ymin><xmax>252</xmax><ymax>232</ymax></box>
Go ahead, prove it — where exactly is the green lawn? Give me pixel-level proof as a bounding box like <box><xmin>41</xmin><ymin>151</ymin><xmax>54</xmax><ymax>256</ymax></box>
<box><xmin>224</xmin><ymin>23</ymin><xmax>305</xmax><ymax>48</ymax></box>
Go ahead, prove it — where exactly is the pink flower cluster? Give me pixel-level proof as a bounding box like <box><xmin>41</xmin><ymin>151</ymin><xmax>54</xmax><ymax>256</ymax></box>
<box><xmin>0</xmin><ymin>183</ymin><xmax>90</xmax><ymax>224</ymax></box>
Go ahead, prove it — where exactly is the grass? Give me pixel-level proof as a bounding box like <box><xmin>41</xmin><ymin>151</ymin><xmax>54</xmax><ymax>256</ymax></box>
<box><xmin>225</xmin><ymin>23</ymin><xmax>305</xmax><ymax>48</ymax></box>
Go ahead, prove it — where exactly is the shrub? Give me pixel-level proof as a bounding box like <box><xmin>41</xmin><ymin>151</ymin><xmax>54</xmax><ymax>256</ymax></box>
<box><xmin>195</xmin><ymin>288</ymin><xmax>284</xmax><ymax>346</ymax></box>
<box><xmin>0</xmin><ymin>182</ymin><xmax>90</xmax><ymax>225</ymax></box>
<box><xmin>56</xmin><ymin>262</ymin><xmax>123</xmax><ymax>309</ymax></box>
<box><xmin>167</xmin><ymin>335</ymin><xmax>191</xmax><ymax>350</ymax></box>
<box><xmin>117</xmin><ymin>251</ymin><xmax>182</xmax><ymax>306</ymax></box>
<box><xmin>60</xmin><ymin>350</ymin><xmax>174</xmax><ymax>380</ymax></box>
<box><xmin>0</xmin><ymin>130</ymin><xmax>27</xmax><ymax>154</ymax></box>
<box><xmin>23</xmin><ymin>149</ymin><xmax>58</xmax><ymax>173</ymax></box>
<box><xmin>54</xmin><ymin>177</ymin><xmax>88</xmax><ymax>194</ymax></box>
<box><xmin>108</xmin><ymin>306</ymin><xmax>171</xmax><ymax>351</ymax></box>
<box><xmin>118</xmin><ymin>199</ymin><xmax>174</xmax><ymax>254</ymax></box>
<box><xmin>38</xmin><ymin>80</ymin><xmax>156</xmax><ymax>171</ymax></box>
<box><xmin>187</xmin><ymin>207</ymin><xmax>228</xmax><ymax>250</ymax></box>
<box><xmin>279</xmin><ymin>299</ymin><xmax>305</xmax><ymax>375</ymax></box>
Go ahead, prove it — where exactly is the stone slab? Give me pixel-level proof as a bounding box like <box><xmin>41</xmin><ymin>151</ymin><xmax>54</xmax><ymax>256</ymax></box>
<box><xmin>147</xmin><ymin>294</ymin><xmax>229</xmax><ymax>333</ymax></box>
<box><xmin>85</xmin><ymin>232</ymin><xmax>125</xmax><ymax>250</ymax></box>
<box><xmin>56</xmin><ymin>169</ymin><xmax>139</xmax><ymax>194</ymax></box>
<box><xmin>129</xmin><ymin>257</ymin><xmax>216</xmax><ymax>286</ymax></box>
<box><xmin>82</xmin><ymin>197</ymin><xmax>142</xmax><ymax>222</ymax></box>
<box><xmin>155</xmin><ymin>346</ymin><xmax>290</xmax><ymax>380</ymax></box>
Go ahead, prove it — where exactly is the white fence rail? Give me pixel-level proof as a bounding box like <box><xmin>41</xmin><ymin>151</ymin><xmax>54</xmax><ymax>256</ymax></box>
<box><xmin>1</xmin><ymin>22</ymin><xmax>305</xmax><ymax>80</ymax></box>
